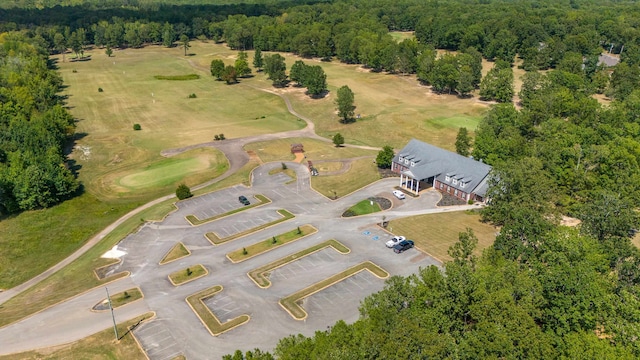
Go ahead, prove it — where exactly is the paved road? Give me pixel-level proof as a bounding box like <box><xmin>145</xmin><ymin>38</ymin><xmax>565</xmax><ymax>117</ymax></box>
<box><xmin>0</xmin><ymin>162</ymin><xmax>477</xmax><ymax>358</ymax></box>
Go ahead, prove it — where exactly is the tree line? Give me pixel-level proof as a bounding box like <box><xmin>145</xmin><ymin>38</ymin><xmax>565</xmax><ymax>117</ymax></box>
<box><xmin>0</xmin><ymin>32</ymin><xmax>79</xmax><ymax>214</ymax></box>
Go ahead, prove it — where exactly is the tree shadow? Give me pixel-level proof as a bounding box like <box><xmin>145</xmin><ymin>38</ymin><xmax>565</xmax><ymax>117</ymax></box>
<box><xmin>307</xmin><ymin>89</ymin><xmax>329</xmax><ymax>99</ymax></box>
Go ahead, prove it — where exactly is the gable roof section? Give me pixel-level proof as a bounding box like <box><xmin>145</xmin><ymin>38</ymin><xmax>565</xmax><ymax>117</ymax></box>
<box><xmin>394</xmin><ymin>139</ymin><xmax>492</xmax><ymax>196</ymax></box>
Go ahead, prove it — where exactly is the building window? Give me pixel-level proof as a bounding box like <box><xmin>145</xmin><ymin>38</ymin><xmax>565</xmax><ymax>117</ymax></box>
<box><xmin>460</xmin><ymin>182</ymin><xmax>465</xmax><ymax>188</ymax></box>
<box><xmin>439</xmin><ymin>183</ymin><xmax>444</xmax><ymax>189</ymax></box>
<box><xmin>404</xmin><ymin>159</ymin><xmax>409</xmax><ymax>165</ymax></box>
<box><xmin>445</xmin><ymin>176</ymin><xmax>450</xmax><ymax>182</ymax></box>
<box><xmin>454</xmin><ymin>189</ymin><xmax>458</xmax><ymax>196</ymax></box>
<box><xmin>410</xmin><ymin>161</ymin><xmax>415</xmax><ymax>167</ymax></box>
<box><xmin>452</xmin><ymin>179</ymin><xmax>458</xmax><ymax>185</ymax></box>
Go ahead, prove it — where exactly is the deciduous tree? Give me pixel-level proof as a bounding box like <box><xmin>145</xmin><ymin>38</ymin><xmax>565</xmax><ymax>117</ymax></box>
<box><xmin>336</xmin><ymin>85</ymin><xmax>355</xmax><ymax>123</ymax></box>
<box><xmin>376</xmin><ymin>145</ymin><xmax>395</xmax><ymax>168</ymax></box>
<box><xmin>210</xmin><ymin>59</ymin><xmax>225</xmax><ymax>80</ymax></box>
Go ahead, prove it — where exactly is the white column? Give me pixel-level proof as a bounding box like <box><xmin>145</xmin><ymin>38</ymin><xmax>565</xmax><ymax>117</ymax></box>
<box><xmin>400</xmin><ymin>173</ymin><xmax>403</xmax><ymax>187</ymax></box>
<box><xmin>415</xmin><ymin>180</ymin><xmax>420</xmax><ymax>195</ymax></box>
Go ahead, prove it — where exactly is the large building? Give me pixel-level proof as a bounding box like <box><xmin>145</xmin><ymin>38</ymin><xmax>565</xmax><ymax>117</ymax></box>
<box><xmin>391</xmin><ymin>139</ymin><xmax>492</xmax><ymax>203</ymax></box>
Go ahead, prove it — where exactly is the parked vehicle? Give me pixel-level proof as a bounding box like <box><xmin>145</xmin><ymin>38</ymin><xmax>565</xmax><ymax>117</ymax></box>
<box><xmin>392</xmin><ymin>190</ymin><xmax>406</xmax><ymax>200</ymax></box>
<box><xmin>238</xmin><ymin>195</ymin><xmax>250</xmax><ymax>205</ymax></box>
<box><xmin>393</xmin><ymin>240</ymin><xmax>415</xmax><ymax>253</ymax></box>
<box><xmin>385</xmin><ymin>235</ymin><xmax>406</xmax><ymax>248</ymax></box>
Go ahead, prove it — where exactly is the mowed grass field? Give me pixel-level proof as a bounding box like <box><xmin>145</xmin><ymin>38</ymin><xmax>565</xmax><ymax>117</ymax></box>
<box><xmin>389</xmin><ymin>210</ymin><xmax>497</xmax><ymax>262</ymax></box>
<box><xmin>187</xmin><ymin>42</ymin><xmax>491</xmax><ymax>150</ymax></box>
<box><xmin>56</xmin><ymin>43</ymin><xmax>303</xmax><ymax>201</ymax></box>
<box><xmin>244</xmin><ymin>137</ymin><xmax>377</xmax><ymax>164</ymax></box>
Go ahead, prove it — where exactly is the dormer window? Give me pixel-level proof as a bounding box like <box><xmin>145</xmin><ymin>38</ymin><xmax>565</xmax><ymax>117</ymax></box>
<box><xmin>460</xmin><ymin>182</ymin><xmax>466</xmax><ymax>188</ymax></box>
<box><xmin>399</xmin><ymin>156</ymin><xmax>404</xmax><ymax>162</ymax></box>
<box><xmin>452</xmin><ymin>179</ymin><xmax>458</xmax><ymax>185</ymax></box>
<box><xmin>410</xmin><ymin>161</ymin><xmax>415</xmax><ymax>167</ymax></box>
<box><xmin>445</xmin><ymin>176</ymin><xmax>450</xmax><ymax>182</ymax></box>
<box><xmin>404</xmin><ymin>159</ymin><xmax>409</xmax><ymax>165</ymax></box>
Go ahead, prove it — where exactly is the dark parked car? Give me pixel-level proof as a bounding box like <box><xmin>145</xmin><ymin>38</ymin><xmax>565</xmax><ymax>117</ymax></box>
<box><xmin>393</xmin><ymin>240</ymin><xmax>414</xmax><ymax>253</ymax></box>
<box><xmin>238</xmin><ymin>195</ymin><xmax>250</xmax><ymax>205</ymax></box>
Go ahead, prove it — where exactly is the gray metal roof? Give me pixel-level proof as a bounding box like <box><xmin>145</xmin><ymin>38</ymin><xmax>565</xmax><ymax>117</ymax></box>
<box><xmin>598</xmin><ymin>54</ymin><xmax>619</xmax><ymax>67</ymax></box>
<box><xmin>394</xmin><ymin>139</ymin><xmax>492</xmax><ymax>196</ymax></box>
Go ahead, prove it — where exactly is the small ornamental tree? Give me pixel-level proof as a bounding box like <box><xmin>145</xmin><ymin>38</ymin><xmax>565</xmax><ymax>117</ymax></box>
<box><xmin>376</xmin><ymin>145</ymin><xmax>395</xmax><ymax>168</ymax></box>
<box><xmin>105</xmin><ymin>46</ymin><xmax>113</xmax><ymax>57</ymax></box>
<box><xmin>176</xmin><ymin>183</ymin><xmax>193</xmax><ymax>200</ymax></box>
<box><xmin>332</xmin><ymin>133</ymin><xmax>344</xmax><ymax>147</ymax></box>
<box><xmin>210</xmin><ymin>59</ymin><xmax>225</xmax><ymax>80</ymax></box>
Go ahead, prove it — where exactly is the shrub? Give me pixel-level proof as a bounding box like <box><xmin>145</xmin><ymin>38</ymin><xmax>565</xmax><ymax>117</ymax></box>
<box><xmin>123</xmin><ymin>291</ymin><xmax>130</xmax><ymax>299</ymax></box>
<box><xmin>214</xmin><ymin>134</ymin><xmax>220</xmax><ymax>141</ymax></box>
<box><xmin>188</xmin><ymin>93</ymin><xmax>197</xmax><ymax>98</ymax></box>
<box><xmin>98</xmin><ymin>87</ymin><xmax>103</xmax><ymax>92</ymax></box>
<box><xmin>468</xmin><ymin>199</ymin><xmax>474</xmax><ymax>205</ymax></box>
<box><xmin>218</xmin><ymin>133</ymin><xmax>226</xmax><ymax>140</ymax></box>
<box><xmin>297</xmin><ymin>226</ymin><xmax>301</xmax><ymax>234</ymax></box>
<box><xmin>176</xmin><ymin>183</ymin><xmax>193</xmax><ymax>200</ymax></box>
<box><xmin>282</xmin><ymin>162</ymin><xmax>287</xmax><ymax>170</ymax></box>
<box><xmin>242</xmin><ymin>247</ymin><xmax>248</xmax><ymax>255</ymax></box>
<box><xmin>186</xmin><ymin>268</ymin><xmax>193</xmax><ymax>276</ymax></box>
<box><xmin>133</xmin><ymin>123</ymin><xmax>141</xmax><ymax>130</ymax></box>
<box><xmin>272</xmin><ymin>236</ymin><xmax>277</xmax><ymax>244</ymax></box>
<box><xmin>72</xmin><ymin>69</ymin><xmax>77</xmax><ymax>73</ymax></box>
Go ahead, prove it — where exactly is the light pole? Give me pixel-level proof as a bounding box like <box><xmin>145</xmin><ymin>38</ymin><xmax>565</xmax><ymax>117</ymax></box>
<box><xmin>105</xmin><ymin>287</ymin><xmax>119</xmax><ymax>341</ymax></box>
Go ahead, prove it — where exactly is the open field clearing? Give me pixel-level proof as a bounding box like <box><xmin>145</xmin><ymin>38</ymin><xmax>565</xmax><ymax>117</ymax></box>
<box><xmin>310</xmin><ymin>158</ymin><xmax>380</xmax><ymax>198</ymax></box>
<box><xmin>388</xmin><ymin>210</ymin><xmax>497</xmax><ymax>262</ymax></box>
<box><xmin>186</xmin><ymin>42</ymin><xmax>490</xmax><ymax>150</ymax></box>
<box><xmin>56</xmin><ymin>43</ymin><xmax>303</xmax><ymax>201</ymax></box>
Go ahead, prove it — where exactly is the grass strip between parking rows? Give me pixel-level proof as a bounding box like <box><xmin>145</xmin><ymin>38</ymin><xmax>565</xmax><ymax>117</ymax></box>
<box><xmin>205</xmin><ymin>209</ymin><xmax>295</xmax><ymax>245</ymax></box>
<box><xmin>185</xmin><ymin>285</ymin><xmax>250</xmax><ymax>336</ymax></box>
<box><xmin>279</xmin><ymin>261</ymin><xmax>389</xmax><ymax>321</ymax></box>
<box><xmin>227</xmin><ymin>225</ymin><xmax>318</xmax><ymax>263</ymax></box>
<box><xmin>107</xmin><ymin>287</ymin><xmax>143</xmax><ymax>309</ymax></box>
<box><xmin>168</xmin><ymin>264</ymin><xmax>208</xmax><ymax>286</ymax></box>
<box><xmin>159</xmin><ymin>242</ymin><xmax>191</xmax><ymax>265</ymax></box>
<box><xmin>185</xmin><ymin>194</ymin><xmax>271</xmax><ymax>226</ymax></box>
<box><xmin>248</xmin><ymin>239</ymin><xmax>350</xmax><ymax>288</ymax></box>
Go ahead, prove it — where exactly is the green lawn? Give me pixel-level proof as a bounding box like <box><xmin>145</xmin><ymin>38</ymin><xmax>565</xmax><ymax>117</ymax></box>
<box><xmin>345</xmin><ymin>199</ymin><xmax>382</xmax><ymax>216</ymax></box>
<box><xmin>168</xmin><ymin>264</ymin><xmax>208</xmax><ymax>286</ymax></box>
<box><xmin>248</xmin><ymin>239</ymin><xmax>350</xmax><ymax>288</ymax></box>
<box><xmin>186</xmin><ymin>285</ymin><xmax>250</xmax><ymax>336</ymax></box>
<box><xmin>311</xmin><ymin>158</ymin><xmax>381</xmax><ymax>199</ymax></box>
<box><xmin>280</xmin><ymin>261</ymin><xmax>389</xmax><ymax>320</ymax></box>
<box><xmin>160</xmin><ymin>242</ymin><xmax>191</xmax><ymax>265</ymax></box>
<box><xmin>227</xmin><ymin>225</ymin><xmax>317</xmax><ymax>262</ymax></box>
<box><xmin>388</xmin><ymin>210</ymin><xmax>497</xmax><ymax>262</ymax></box>
<box><xmin>0</xmin><ymin>312</ymin><xmax>154</xmax><ymax>360</ymax></box>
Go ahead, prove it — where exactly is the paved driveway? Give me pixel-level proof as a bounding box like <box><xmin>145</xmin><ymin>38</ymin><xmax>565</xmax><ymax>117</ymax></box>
<box><xmin>0</xmin><ymin>162</ymin><xmax>476</xmax><ymax>359</ymax></box>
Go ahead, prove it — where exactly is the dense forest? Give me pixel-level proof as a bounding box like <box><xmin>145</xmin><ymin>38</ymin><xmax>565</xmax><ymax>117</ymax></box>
<box><xmin>2</xmin><ymin>0</ymin><xmax>640</xmax><ymax>357</ymax></box>
<box><xmin>0</xmin><ymin>33</ymin><xmax>78</xmax><ymax>213</ymax></box>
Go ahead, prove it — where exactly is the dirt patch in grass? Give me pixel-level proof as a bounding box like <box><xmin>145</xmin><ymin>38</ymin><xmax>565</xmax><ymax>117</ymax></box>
<box><xmin>186</xmin><ymin>286</ymin><xmax>249</xmax><ymax>336</ymax></box>
<box><xmin>279</xmin><ymin>261</ymin><xmax>388</xmax><ymax>320</ymax></box>
<box><xmin>159</xmin><ymin>242</ymin><xmax>190</xmax><ymax>265</ymax></box>
<box><xmin>389</xmin><ymin>210</ymin><xmax>497</xmax><ymax>263</ymax></box>
<box><xmin>248</xmin><ymin>239</ymin><xmax>350</xmax><ymax>288</ymax></box>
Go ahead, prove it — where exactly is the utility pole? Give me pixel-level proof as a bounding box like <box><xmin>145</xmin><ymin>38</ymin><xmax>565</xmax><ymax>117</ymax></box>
<box><xmin>105</xmin><ymin>287</ymin><xmax>119</xmax><ymax>341</ymax></box>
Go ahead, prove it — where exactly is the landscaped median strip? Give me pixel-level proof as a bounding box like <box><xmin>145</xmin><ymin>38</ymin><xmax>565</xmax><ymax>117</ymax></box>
<box><xmin>159</xmin><ymin>242</ymin><xmax>190</xmax><ymax>265</ymax></box>
<box><xmin>226</xmin><ymin>224</ymin><xmax>318</xmax><ymax>263</ymax></box>
<box><xmin>185</xmin><ymin>194</ymin><xmax>271</xmax><ymax>226</ymax></box>
<box><xmin>168</xmin><ymin>264</ymin><xmax>208</xmax><ymax>286</ymax></box>
<box><xmin>279</xmin><ymin>261</ymin><xmax>389</xmax><ymax>321</ymax></box>
<box><xmin>248</xmin><ymin>239</ymin><xmax>350</xmax><ymax>288</ymax></box>
<box><xmin>186</xmin><ymin>285</ymin><xmax>250</xmax><ymax>336</ymax></box>
<box><xmin>205</xmin><ymin>209</ymin><xmax>295</xmax><ymax>245</ymax></box>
